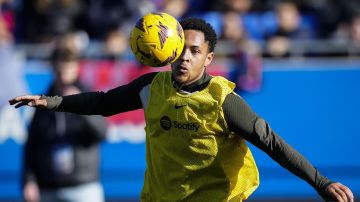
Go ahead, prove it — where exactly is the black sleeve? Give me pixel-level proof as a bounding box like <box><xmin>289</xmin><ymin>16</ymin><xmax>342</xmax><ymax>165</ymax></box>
<box><xmin>223</xmin><ymin>93</ymin><xmax>333</xmax><ymax>199</ymax></box>
<box><xmin>44</xmin><ymin>72</ymin><xmax>158</xmax><ymax>116</ymax></box>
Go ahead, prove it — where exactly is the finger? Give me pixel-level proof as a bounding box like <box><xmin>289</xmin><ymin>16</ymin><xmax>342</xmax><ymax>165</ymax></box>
<box><xmin>333</xmin><ymin>187</ymin><xmax>347</xmax><ymax>202</ymax></box>
<box><xmin>13</xmin><ymin>97</ymin><xmax>46</xmax><ymax>108</ymax></box>
<box><xmin>14</xmin><ymin>101</ymin><xmax>30</xmax><ymax>108</ymax></box>
<box><xmin>8</xmin><ymin>97</ymin><xmax>21</xmax><ymax>105</ymax></box>
<box><xmin>328</xmin><ymin>186</ymin><xmax>344</xmax><ymax>202</ymax></box>
<box><xmin>9</xmin><ymin>96</ymin><xmax>28</xmax><ymax>104</ymax></box>
<box><xmin>12</xmin><ymin>95</ymin><xmax>41</xmax><ymax>104</ymax></box>
<box><xmin>9</xmin><ymin>95</ymin><xmax>30</xmax><ymax>104</ymax></box>
<box><xmin>339</xmin><ymin>185</ymin><xmax>354</xmax><ymax>202</ymax></box>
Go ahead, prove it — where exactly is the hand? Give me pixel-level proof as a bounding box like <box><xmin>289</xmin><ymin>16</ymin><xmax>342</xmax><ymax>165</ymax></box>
<box><xmin>23</xmin><ymin>181</ymin><xmax>40</xmax><ymax>202</ymax></box>
<box><xmin>325</xmin><ymin>182</ymin><xmax>354</xmax><ymax>202</ymax></box>
<box><xmin>8</xmin><ymin>95</ymin><xmax>47</xmax><ymax>108</ymax></box>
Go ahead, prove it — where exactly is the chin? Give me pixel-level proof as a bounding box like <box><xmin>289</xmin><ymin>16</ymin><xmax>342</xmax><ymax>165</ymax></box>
<box><xmin>172</xmin><ymin>73</ymin><xmax>183</xmax><ymax>81</ymax></box>
<box><xmin>174</xmin><ymin>77</ymin><xmax>185</xmax><ymax>84</ymax></box>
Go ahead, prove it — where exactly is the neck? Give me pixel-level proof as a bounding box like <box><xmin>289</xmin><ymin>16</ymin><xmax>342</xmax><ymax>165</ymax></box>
<box><xmin>172</xmin><ymin>72</ymin><xmax>212</xmax><ymax>93</ymax></box>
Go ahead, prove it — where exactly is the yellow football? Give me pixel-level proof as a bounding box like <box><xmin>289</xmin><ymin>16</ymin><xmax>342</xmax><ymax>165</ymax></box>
<box><xmin>130</xmin><ymin>12</ymin><xmax>185</xmax><ymax>67</ymax></box>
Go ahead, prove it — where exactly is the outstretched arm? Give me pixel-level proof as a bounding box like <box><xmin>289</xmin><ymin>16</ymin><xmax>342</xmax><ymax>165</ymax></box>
<box><xmin>9</xmin><ymin>72</ymin><xmax>158</xmax><ymax>116</ymax></box>
<box><xmin>223</xmin><ymin>93</ymin><xmax>354</xmax><ymax>202</ymax></box>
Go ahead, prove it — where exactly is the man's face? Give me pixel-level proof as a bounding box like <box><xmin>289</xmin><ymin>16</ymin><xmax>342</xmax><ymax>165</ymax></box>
<box><xmin>55</xmin><ymin>61</ymin><xmax>79</xmax><ymax>85</ymax></box>
<box><xmin>171</xmin><ymin>29</ymin><xmax>214</xmax><ymax>86</ymax></box>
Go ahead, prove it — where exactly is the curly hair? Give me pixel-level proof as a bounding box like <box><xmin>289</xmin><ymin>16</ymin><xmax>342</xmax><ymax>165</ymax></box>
<box><xmin>180</xmin><ymin>18</ymin><xmax>217</xmax><ymax>52</ymax></box>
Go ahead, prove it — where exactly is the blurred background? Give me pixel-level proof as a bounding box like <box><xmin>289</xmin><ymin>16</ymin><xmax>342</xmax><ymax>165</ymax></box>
<box><xmin>0</xmin><ymin>0</ymin><xmax>359</xmax><ymax>201</ymax></box>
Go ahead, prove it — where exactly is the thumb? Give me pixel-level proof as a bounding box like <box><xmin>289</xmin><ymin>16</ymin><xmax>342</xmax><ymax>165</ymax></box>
<box><xmin>29</xmin><ymin>99</ymin><xmax>47</xmax><ymax>107</ymax></box>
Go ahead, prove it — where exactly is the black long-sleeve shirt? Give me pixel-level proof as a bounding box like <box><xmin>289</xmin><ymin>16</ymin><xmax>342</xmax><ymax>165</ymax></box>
<box><xmin>43</xmin><ymin>72</ymin><xmax>332</xmax><ymax>199</ymax></box>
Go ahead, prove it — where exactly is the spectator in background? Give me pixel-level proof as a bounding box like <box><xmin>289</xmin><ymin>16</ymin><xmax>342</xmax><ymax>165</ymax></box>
<box><xmin>85</xmin><ymin>0</ymin><xmax>146</xmax><ymax>40</ymax></box>
<box><xmin>22</xmin><ymin>48</ymin><xmax>107</xmax><ymax>202</ymax></box>
<box><xmin>222</xmin><ymin>0</ymin><xmax>253</xmax><ymax>13</ymax></box>
<box><xmin>157</xmin><ymin>0</ymin><xmax>189</xmax><ymax>19</ymax></box>
<box><xmin>218</xmin><ymin>0</ymin><xmax>270</xmax><ymax>41</ymax></box>
<box><xmin>220</xmin><ymin>11</ymin><xmax>262</xmax><ymax>92</ymax></box>
<box><xmin>202</xmin><ymin>0</ymin><xmax>276</xmax><ymax>43</ymax></box>
<box><xmin>22</xmin><ymin>0</ymin><xmax>86</xmax><ymax>43</ymax></box>
<box><xmin>0</xmin><ymin>6</ymin><xmax>27</xmax><ymax>107</ymax></box>
<box><xmin>0</xmin><ymin>0</ymin><xmax>15</xmax><ymax>36</ymax></box>
<box><xmin>54</xmin><ymin>31</ymin><xmax>89</xmax><ymax>56</ymax></box>
<box><xmin>311</xmin><ymin>0</ymin><xmax>360</xmax><ymax>39</ymax></box>
<box><xmin>0</xmin><ymin>1</ymin><xmax>13</xmax><ymax>46</ymax></box>
<box><xmin>346</xmin><ymin>14</ymin><xmax>360</xmax><ymax>56</ymax></box>
<box><xmin>102</xmin><ymin>28</ymin><xmax>130</xmax><ymax>60</ymax></box>
<box><xmin>349</xmin><ymin>15</ymin><xmax>360</xmax><ymax>47</ymax></box>
<box><xmin>200</xmin><ymin>0</ymin><xmax>264</xmax><ymax>91</ymax></box>
<box><xmin>265</xmin><ymin>0</ymin><xmax>315</xmax><ymax>57</ymax></box>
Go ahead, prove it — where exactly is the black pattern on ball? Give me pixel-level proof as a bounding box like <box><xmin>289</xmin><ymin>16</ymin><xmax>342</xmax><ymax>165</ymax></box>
<box><xmin>157</xmin><ymin>23</ymin><xmax>168</xmax><ymax>49</ymax></box>
<box><xmin>177</xmin><ymin>22</ymin><xmax>183</xmax><ymax>42</ymax></box>
<box><xmin>159</xmin><ymin>50</ymin><xmax>177</xmax><ymax>66</ymax></box>
<box><xmin>136</xmin><ymin>36</ymin><xmax>151</xmax><ymax>59</ymax></box>
<box><xmin>152</xmin><ymin>12</ymin><xmax>165</xmax><ymax>18</ymax></box>
<box><xmin>135</xmin><ymin>18</ymin><xmax>145</xmax><ymax>32</ymax></box>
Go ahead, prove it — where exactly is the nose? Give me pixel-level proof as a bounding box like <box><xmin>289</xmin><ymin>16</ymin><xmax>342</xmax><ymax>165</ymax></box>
<box><xmin>179</xmin><ymin>48</ymin><xmax>190</xmax><ymax>62</ymax></box>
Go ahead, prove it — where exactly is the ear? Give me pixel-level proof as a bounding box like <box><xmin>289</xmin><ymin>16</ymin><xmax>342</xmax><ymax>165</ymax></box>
<box><xmin>204</xmin><ymin>52</ymin><xmax>214</xmax><ymax>67</ymax></box>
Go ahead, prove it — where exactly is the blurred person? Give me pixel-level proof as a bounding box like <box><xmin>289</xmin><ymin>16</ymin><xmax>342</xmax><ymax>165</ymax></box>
<box><xmin>265</xmin><ymin>35</ymin><xmax>291</xmax><ymax>57</ymax></box>
<box><xmin>274</xmin><ymin>1</ymin><xmax>301</xmax><ymax>37</ymax></box>
<box><xmin>220</xmin><ymin>11</ymin><xmax>262</xmax><ymax>92</ymax></box>
<box><xmin>0</xmin><ymin>0</ymin><xmax>15</xmax><ymax>35</ymax></box>
<box><xmin>203</xmin><ymin>0</ymin><xmax>254</xmax><ymax>33</ymax></box>
<box><xmin>0</xmin><ymin>9</ymin><xmax>12</xmax><ymax>45</ymax></box>
<box><xmin>21</xmin><ymin>48</ymin><xmax>107</xmax><ymax>202</ymax></box>
<box><xmin>85</xmin><ymin>0</ymin><xmax>145</xmax><ymax>39</ymax></box>
<box><xmin>341</xmin><ymin>14</ymin><xmax>360</xmax><ymax>56</ymax></box>
<box><xmin>21</xmin><ymin>0</ymin><xmax>86</xmax><ymax>43</ymax></box>
<box><xmin>54</xmin><ymin>31</ymin><xmax>89</xmax><ymax>55</ymax></box>
<box><xmin>265</xmin><ymin>0</ymin><xmax>315</xmax><ymax>57</ymax></box>
<box><xmin>0</xmin><ymin>15</ymin><xmax>27</xmax><ymax>106</ymax></box>
<box><xmin>312</xmin><ymin>0</ymin><xmax>360</xmax><ymax>39</ymax></box>
<box><xmin>10</xmin><ymin>18</ymin><xmax>354</xmax><ymax>202</ymax></box>
<box><xmin>203</xmin><ymin>0</ymin><xmax>276</xmax><ymax>42</ymax></box>
<box><xmin>223</xmin><ymin>0</ymin><xmax>252</xmax><ymax>14</ymax></box>
<box><xmin>350</xmin><ymin>15</ymin><xmax>360</xmax><ymax>47</ymax></box>
<box><xmin>102</xmin><ymin>28</ymin><xmax>129</xmax><ymax>60</ymax></box>
<box><xmin>157</xmin><ymin>0</ymin><xmax>189</xmax><ymax>19</ymax></box>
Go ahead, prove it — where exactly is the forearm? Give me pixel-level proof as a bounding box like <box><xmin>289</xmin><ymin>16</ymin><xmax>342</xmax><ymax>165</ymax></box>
<box><xmin>42</xmin><ymin>72</ymin><xmax>158</xmax><ymax>116</ymax></box>
<box><xmin>43</xmin><ymin>90</ymin><xmax>142</xmax><ymax>116</ymax></box>
<box><xmin>223</xmin><ymin>93</ymin><xmax>331</xmax><ymax>192</ymax></box>
<box><xmin>44</xmin><ymin>92</ymin><xmax>111</xmax><ymax>115</ymax></box>
<box><xmin>250</xmin><ymin>118</ymin><xmax>332</xmax><ymax>191</ymax></box>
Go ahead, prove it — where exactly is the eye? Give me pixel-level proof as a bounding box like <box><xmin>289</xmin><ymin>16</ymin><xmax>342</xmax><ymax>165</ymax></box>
<box><xmin>192</xmin><ymin>49</ymin><xmax>201</xmax><ymax>54</ymax></box>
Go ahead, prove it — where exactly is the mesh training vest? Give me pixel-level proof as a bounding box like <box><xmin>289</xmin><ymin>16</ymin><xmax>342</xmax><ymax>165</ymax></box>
<box><xmin>141</xmin><ymin>72</ymin><xmax>259</xmax><ymax>202</ymax></box>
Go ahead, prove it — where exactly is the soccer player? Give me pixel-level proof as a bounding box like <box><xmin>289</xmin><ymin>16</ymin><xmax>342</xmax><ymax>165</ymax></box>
<box><xmin>10</xmin><ymin>18</ymin><xmax>354</xmax><ymax>202</ymax></box>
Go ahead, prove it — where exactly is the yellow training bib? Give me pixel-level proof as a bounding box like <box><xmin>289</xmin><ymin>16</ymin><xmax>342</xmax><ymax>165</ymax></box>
<box><xmin>141</xmin><ymin>72</ymin><xmax>259</xmax><ymax>202</ymax></box>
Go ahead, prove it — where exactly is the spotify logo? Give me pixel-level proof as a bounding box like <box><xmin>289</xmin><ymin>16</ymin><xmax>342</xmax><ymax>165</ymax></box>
<box><xmin>160</xmin><ymin>116</ymin><xmax>200</xmax><ymax>132</ymax></box>
<box><xmin>160</xmin><ymin>116</ymin><xmax>172</xmax><ymax>130</ymax></box>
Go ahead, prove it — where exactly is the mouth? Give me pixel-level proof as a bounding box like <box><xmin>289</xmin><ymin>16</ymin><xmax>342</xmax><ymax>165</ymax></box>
<box><xmin>176</xmin><ymin>64</ymin><xmax>188</xmax><ymax>74</ymax></box>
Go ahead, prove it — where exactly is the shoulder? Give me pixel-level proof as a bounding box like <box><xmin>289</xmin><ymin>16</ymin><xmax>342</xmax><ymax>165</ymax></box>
<box><xmin>130</xmin><ymin>71</ymin><xmax>160</xmax><ymax>89</ymax></box>
<box><xmin>210</xmin><ymin>76</ymin><xmax>236</xmax><ymax>91</ymax></box>
<box><xmin>206</xmin><ymin>76</ymin><xmax>236</xmax><ymax>103</ymax></box>
<box><xmin>223</xmin><ymin>92</ymin><xmax>248</xmax><ymax>109</ymax></box>
<box><xmin>135</xmin><ymin>71</ymin><xmax>159</xmax><ymax>83</ymax></box>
